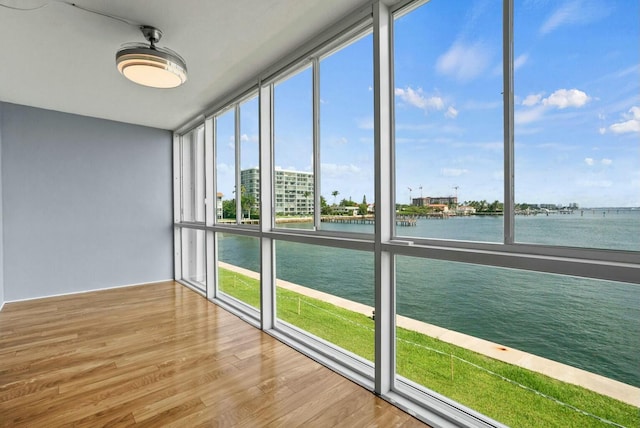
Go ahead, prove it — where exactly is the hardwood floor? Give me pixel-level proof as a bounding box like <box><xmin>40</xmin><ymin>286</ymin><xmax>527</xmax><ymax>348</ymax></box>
<box><xmin>0</xmin><ymin>281</ymin><xmax>428</xmax><ymax>427</ymax></box>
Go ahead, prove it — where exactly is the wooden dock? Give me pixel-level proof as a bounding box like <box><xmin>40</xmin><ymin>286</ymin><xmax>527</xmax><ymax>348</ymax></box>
<box><xmin>321</xmin><ymin>215</ymin><xmax>417</xmax><ymax>226</ymax></box>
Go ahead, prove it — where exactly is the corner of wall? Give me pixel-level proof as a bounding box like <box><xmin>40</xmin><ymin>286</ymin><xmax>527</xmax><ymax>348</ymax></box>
<box><xmin>0</xmin><ymin>101</ymin><xmax>5</xmax><ymax>311</ymax></box>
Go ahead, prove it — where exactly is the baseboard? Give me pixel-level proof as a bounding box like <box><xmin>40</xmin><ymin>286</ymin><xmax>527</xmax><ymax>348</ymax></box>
<box><xmin>5</xmin><ymin>278</ymin><xmax>175</xmax><ymax>305</ymax></box>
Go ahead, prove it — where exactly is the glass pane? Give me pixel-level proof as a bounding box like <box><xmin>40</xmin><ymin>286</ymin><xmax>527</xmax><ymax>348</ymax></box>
<box><xmin>181</xmin><ymin>228</ymin><xmax>206</xmax><ymax>290</ymax></box>
<box><xmin>217</xmin><ymin>233</ymin><xmax>260</xmax><ymax>310</ymax></box>
<box><xmin>194</xmin><ymin>126</ymin><xmax>205</xmax><ymax>222</ymax></box>
<box><xmin>275</xmin><ymin>241</ymin><xmax>374</xmax><ymax>363</ymax></box>
<box><xmin>181</xmin><ymin>131</ymin><xmax>193</xmax><ymax>221</ymax></box>
<box><xmin>394</xmin><ymin>1</ymin><xmax>503</xmax><ymax>242</ymax></box>
<box><xmin>239</xmin><ymin>96</ymin><xmax>260</xmax><ymax>224</ymax></box>
<box><xmin>215</xmin><ymin>109</ymin><xmax>236</xmax><ymax>223</ymax></box>
<box><xmin>396</xmin><ymin>255</ymin><xmax>639</xmax><ymax>427</ymax></box>
<box><xmin>319</xmin><ymin>34</ymin><xmax>374</xmax><ymax>234</ymax></box>
<box><xmin>273</xmin><ymin>66</ymin><xmax>315</xmax><ymax>228</ymax></box>
<box><xmin>181</xmin><ymin>127</ymin><xmax>205</xmax><ymax>223</ymax></box>
<box><xmin>514</xmin><ymin>0</ymin><xmax>640</xmax><ymax>250</ymax></box>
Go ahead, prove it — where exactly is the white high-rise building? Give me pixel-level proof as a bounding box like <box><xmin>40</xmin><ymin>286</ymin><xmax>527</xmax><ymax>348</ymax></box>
<box><xmin>240</xmin><ymin>168</ymin><xmax>314</xmax><ymax>215</ymax></box>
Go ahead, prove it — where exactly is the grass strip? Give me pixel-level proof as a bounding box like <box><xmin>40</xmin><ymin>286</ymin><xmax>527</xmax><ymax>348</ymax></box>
<box><xmin>218</xmin><ymin>267</ymin><xmax>638</xmax><ymax>428</ymax></box>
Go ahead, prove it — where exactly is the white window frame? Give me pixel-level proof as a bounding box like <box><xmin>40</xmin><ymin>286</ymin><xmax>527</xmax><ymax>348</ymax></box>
<box><xmin>172</xmin><ymin>1</ymin><xmax>639</xmax><ymax>426</ymax></box>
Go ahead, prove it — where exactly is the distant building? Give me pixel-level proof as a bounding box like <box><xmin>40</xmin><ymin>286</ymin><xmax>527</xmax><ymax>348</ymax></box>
<box><xmin>456</xmin><ymin>205</ymin><xmax>476</xmax><ymax>215</ymax></box>
<box><xmin>429</xmin><ymin>204</ymin><xmax>449</xmax><ymax>212</ymax></box>
<box><xmin>333</xmin><ymin>206</ymin><xmax>360</xmax><ymax>215</ymax></box>
<box><xmin>240</xmin><ymin>167</ymin><xmax>314</xmax><ymax>215</ymax></box>
<box><xmin>412</xmin><ymin>196</ymin><xmax>458</xmax><ymax>207</ymax></box>
<box><xmin>539</xmin><ymin>203</ymin><xmax>559</xmax><ymax>210</ymax></box>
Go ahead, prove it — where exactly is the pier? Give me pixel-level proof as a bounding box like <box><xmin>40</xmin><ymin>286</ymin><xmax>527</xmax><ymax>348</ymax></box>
<box><xmin>321</xmin><ymin>215</ymin><xmax>417</xmax><ymax>226</ymax></box>
<box><xmin>415</xmin><ymin>212</ymin><xmax>450</xmax><ymax>219</ymax></box>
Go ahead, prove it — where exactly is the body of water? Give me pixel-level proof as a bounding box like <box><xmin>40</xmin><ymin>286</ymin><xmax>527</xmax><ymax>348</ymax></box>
<box><xmin>218</xmin><ymin>209</ymin><xmax>640</xmax><ymax>388</ymax></box>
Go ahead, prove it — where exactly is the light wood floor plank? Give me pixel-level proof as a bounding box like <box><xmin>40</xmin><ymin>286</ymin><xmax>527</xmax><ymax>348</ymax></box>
<box><xmin>0</xmin><ymin>281</ymin><xmax>428</xmax><ymax>427</ymax></box>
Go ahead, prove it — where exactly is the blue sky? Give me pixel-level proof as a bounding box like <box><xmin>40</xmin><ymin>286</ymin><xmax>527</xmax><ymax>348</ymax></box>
<box><xmin>217</xmin><ymin>0</ymin><xmax>639</xmax><ymax>208</ymax></box>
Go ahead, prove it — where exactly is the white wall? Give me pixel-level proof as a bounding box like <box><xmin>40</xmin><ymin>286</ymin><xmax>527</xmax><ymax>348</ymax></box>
<box><xmin>0</xmin><ymin>102</ymin><xmax>173</xmax><ymax>301</ymax></box>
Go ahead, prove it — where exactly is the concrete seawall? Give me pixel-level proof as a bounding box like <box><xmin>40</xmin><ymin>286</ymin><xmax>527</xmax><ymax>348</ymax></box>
<box><xmin>218</xmin><ymin>261</ymin><xmax>640</xmax><ymax>407</ymax></box>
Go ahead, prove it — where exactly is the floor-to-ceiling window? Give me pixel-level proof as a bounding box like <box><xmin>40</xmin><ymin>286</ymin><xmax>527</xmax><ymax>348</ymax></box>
<box><xmin>513</xmin><ymin>0</ymin><xmax>640</xmax><ymax>251</ymax></box>
<box><xmin>319</xmin><ymin>32</ymin><xmax>374</xmax><ymax>233</ymax></box>
<box><xmin>394</xmin><ymin>0</ymin><xmax>503</xmax><ymax>243</ymax></box>
<box><xmin>389</xmin><ymin>1</ymin><xmax>638</xmax><ymax>426</ymax></box>
<box><xmin>211</xmin><ymin>93</ymin><xmax>263</xmax><ymax>316</ymax></box>
<box><xmin>177</xmin><ymin>126</ymin><xmax>206</xmax><ymax>292</ymax></box>
<box><xmin>173</xmin><ymin>1</ymin><xmax>639</xmax><ymax>426</ymax></box>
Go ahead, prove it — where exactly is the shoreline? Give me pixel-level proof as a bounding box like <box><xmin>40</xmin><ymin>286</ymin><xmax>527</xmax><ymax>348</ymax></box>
<box><xmin>218</xmin><ymin>261</ymin><xmax>640</xmax><ymax>407</ymax></box>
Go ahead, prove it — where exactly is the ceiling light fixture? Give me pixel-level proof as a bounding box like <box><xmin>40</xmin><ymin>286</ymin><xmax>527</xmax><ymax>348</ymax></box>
<box><xmin>116</xmin><ymin>26</ymin><xmax>187</xmax><ymax>89</ymax></box>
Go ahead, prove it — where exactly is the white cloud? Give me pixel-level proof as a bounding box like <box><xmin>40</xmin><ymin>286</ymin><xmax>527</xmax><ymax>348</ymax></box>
<box><xmin>613</xmin><ymin>65</ymin><xmax>640</xmax><ymax>79</ymax></box>
<box><xmin>520</xmin><ymin>89</ymin><xmax>591</xmax><ymax>109</ymax></box>
<box><xmin>395</xmin><ymin>87</ymin><xmax>444</xmax><ymax>111</ymax></box>
<box><xmin>515</xmin><ymin>105</ymin><xmax>546</xmax><ymax>124</ymax></box>
<box><xmin>321</xmin><ymin>163</ymin><xmax>362</xmax><ymax>176</ymax></box>
<box><xmin>540</xmin><ymin>1</ymin><xmax>580</xmax><ymax>34</ymax></box>
<box><xmin>441</xmin><ymin>168</ymin><xmax>469</xmax><ymax>177</ymax></box>
<box><xmin>539</xmin><ymin>0</ymin><xmax>611</xmax><ymax>35</ymax></box>
<box><xmin>514</xmin><ymin>54</ymin><xmax>529</xmax><ymax>70</ymax></box>
<box><xmin>517</xmin><ymin>88</ymin><xmax>591</xmax><ymax>125</ymax></box>
<box><xmin>601</xmin><ymin>158</ymin><xmax>612</xmax><ymax>165</ymax></box>
<box><xmin>609</xmin><ymin>106</ymin><xmax>640</xmax><ymax>134</ymax></box>
<box><xmin>435</xmin><ymin>41</ymin><xmax>491</xmax><ymax>82</ymax></box>
<box><xmin>240</xmin><ymin>133</ymin><xmax>259</xmax><ymax>143</ymax></box>
<box><xmin>395</xmin><ymin>87</ymin><xmax>460</xmax><ymax>121</ymax></box>
<box><xmin>598</xmin><ymin>127</ymin><xmax>606</xmax><ymax>135</ymax></box>
<box><xmin>542</xmin><ymin>88</ymin><xmax>590</xmax><ymax>109</ymax></box>
<box><xmin>522</xmin><ymin>93</ymin><xmax>543</xmax><ymax>106</ymax></box>
<box><xmin>445</xmin><ymin>106</ymin><xmax>459</xmax><ymax>119</ymax></box>
<box><xmin>610</xmin><ymin>120</ymin><xmax>640</xmax><ymax>134</ymax></box>
<box><xmin>584</xmin><ymin>157</ymin><xmax>594</xmax><ymax>166</ymax></box>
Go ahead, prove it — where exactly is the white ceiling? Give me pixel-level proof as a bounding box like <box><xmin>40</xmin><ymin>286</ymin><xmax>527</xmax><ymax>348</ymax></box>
<box><xmin>0</xmin><ymin>0</ymin><xmax>375</xmax><ymax>130</ymax></box>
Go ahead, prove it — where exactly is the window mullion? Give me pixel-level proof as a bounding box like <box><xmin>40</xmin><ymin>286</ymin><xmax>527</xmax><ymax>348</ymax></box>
<box><xmin>260</xmin><ymin>83</ymin><xmax>275</xmax><ymax>329</ymax></box>
<box><xmin>205</xmin><ymin>119</ymin><xmax>214</xmax><ymax>226</ymax></box>
<box><xmin>190</xmin><ymin>132</ymin><xmax>198</xmax><ymax>221</ymax></box>
<box><xmin>234</xmin><ymin>104</ymin><xmax>242</xmax><ymax>224</ymax></box>
<box><xmin>373</xmin><ymin>0</ymin><xmax>394</xmax><ymax>396</ymax></box>
<box><xmin>205</xmin><ymin>118</ymin><xmax>216</xmax><ymax>300</ymax></box>
<box><xmin>503</xmin><ymin>0</ymin><xmax>515</xmax><ymax>244</ymax></box>
<box><xmin>312</xmin><ymin>57</ymin><xmax>321</xmax><ymax>229</ymax></box>
<box><xmin>173</xmin><ymin>133</ymin><xmax>183</xmax><ymax>281</ymax></box>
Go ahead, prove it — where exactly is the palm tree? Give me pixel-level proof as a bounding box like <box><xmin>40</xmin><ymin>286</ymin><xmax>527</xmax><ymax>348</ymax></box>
<box><xmin>331</xmin><ymin>190</ymin><xmax>339</xmax><ymax>205</ymax></box>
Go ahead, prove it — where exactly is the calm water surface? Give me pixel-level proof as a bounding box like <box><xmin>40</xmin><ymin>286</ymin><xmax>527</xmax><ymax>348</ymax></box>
<box><xmin>218</xmin><ymin>209</ymin><xmax>640</xmax><ymax>387</ymax></box>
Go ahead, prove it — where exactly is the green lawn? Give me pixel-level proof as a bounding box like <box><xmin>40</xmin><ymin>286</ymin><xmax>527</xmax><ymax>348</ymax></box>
<box><xmin>218</xmin><ymin>267</ymin><xmax>638</xmax><ymax>428</ymax></box>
